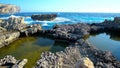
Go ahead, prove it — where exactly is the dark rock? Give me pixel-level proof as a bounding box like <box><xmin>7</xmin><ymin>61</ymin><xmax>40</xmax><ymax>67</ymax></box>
<box><xmin>31</xmin><ymin>14</ymin><xmax>57</xmax><ymax>21</ymax></box>
<box><xmin>113</xmin><ymin>17</ymin><xmax>120</xmax><ymax>23</ymax></box>
<box><xmin>53</xmin><ymin>23</ymin><xmax>91</xmax><ymax>37</ymax></box>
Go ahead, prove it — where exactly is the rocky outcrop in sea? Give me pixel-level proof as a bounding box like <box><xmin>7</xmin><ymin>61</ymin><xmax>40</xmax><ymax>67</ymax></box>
<box><xmin>90</xmin><ymin>17</ymin><xmax>120</xmax><ymax>32</ymax></box>
<box><xmin>31</xmin><ymin>14</ymin><xmax>57</xmax><ymax>21</ymax></box>
<box><xmin>0</xmin><ymin>3</ymin><xmax>20</xmax><ymax>14</ymax></box>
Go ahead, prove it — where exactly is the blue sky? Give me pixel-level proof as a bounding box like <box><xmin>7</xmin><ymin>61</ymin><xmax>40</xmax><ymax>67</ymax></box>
<box><xmin>1</xmin><ymin>0</ymin><xmax>120</xmax><ymax>13</ymax></box>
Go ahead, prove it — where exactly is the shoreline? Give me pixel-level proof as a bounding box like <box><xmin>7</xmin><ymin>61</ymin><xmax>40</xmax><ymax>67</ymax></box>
<box><xmin>0</xmin><ymin>15</ymin><xmax>120</xmax><ymax>68</ymax></box>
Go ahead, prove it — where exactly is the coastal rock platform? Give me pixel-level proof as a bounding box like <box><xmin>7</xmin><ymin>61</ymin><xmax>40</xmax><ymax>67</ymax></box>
<box><xmin>1</xmin><ymin>16</ymin><xmax>120</xmax><ymax>68</ymax></box>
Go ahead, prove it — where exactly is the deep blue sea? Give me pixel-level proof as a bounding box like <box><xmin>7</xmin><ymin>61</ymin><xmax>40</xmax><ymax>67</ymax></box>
<box><xmin>1</xmin><ymin>12</ymin><xmax>120</xmax><ymax>29</ymax></box>
<box><xmin>1</xmin><ymin>12</ymin><xmax>120</xmax><ymax>60</ymax></box>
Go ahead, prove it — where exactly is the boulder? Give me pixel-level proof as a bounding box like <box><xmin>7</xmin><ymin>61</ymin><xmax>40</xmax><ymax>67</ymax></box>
<box><xmin>75</xmin><ymin>57</ymin><xmax>94</xmax><ymax>68</ymax></box>
<box><xmin>0</xmin><ymin>3</ymin><xmax>20</xmax><ymax>14</ymax></box>
<box><xmin>12</xmin><ymin>59</ymin><xmax>28</xmax><ymax>68</ymax></box>
<box><xmin>0</xmin><ymin>55</ymin><xmax>27</xmax><ymax>68</ymax></box>
<box><xmin>113</xmin><ymin>17</ymin><xmax>120</xmax><ymax>23</ymax></box>
<box><xmin>31</xmin><ymin>14</ymin><xmax>57</xmax><ymax>21</ymax></box>
<box><xmin>0</xmin><ymin>55</ymin><xmax>17</xmax><ymax>66</ymax></box>
<box><xmin>20</xmin><ymin>24</ymin><xmax>42</xmax><ymax>36</ymax></box>
<box><xmin>0</xmin><ymin>16</ymin><xmax>26</xmax><ymax>31</ymax></box>
<box><xmin>53</xmin><ymin>23</ymin><xmax>91</xmax><ymax>37</ymax></box>
<box><xmin>0</xmin><ymin>32</ymin><xmax>20</xmax><ymax>48</ymax></box>
<box><xmin>0</xmin><ymin>27</ymin><xmax>7</xmax><ymax>32</ymax></box>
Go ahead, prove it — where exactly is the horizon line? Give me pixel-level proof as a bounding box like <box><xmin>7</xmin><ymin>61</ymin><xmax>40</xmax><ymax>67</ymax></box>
<box><xmin>19</xmin><ymin>11</ymin><xmax>120</xmax><ymax>14</ymax></box>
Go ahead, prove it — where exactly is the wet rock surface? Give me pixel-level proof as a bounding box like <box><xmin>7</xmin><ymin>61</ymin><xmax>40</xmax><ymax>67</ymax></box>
<box><xmin>31</xmin><ymin>14</ymin><xmax>57</xmax><ymax>21</ymax></box>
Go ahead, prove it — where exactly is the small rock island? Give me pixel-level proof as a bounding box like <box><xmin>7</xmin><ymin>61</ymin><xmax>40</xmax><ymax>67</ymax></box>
<box><xmin>31</xmin><ymin>14</ymin><xmax>57</xmax><ymax>21</ymax></box>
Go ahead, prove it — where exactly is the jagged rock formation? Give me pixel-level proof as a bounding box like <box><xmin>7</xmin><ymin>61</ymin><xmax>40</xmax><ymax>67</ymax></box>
<box><xmin>103</xmin><ymin>17</ymin><xmax>120</xmax><ymax>23</ymax></box>
<box><xmin>0</xmin><ymin>32</ymin><xmax>20</xmax><ymax>48</ymax></box>
<box><xmin>38</xmin><ymin>23</ymin><xmax>91</xmax><ymax>43</ymax></box>
<box><xmin>76</xmin><ymin>39</ymin><xmax>120</xmax><ymax>68</ymax></box>
<box><xmin>34</xmin><ymin>46</ymin><xmax>94</xmax><ymax>68</ymax></box>
<box><xmin>0</xmin><ymin>16</ymin><xmax>42</xmax><ymax>48</ymax></box>
<box><xmin>12</xmin><ymin>59</ymin><xmax>27</xmax><ymax>68</ymax></box>
<box><xmin>36</xmin><ymin>22</ymin><xmax>120</xmax><ymax>68</ymax></box>
<box><xmin>90</xmin><ymin>17</ymin><xmax>120</xmax><ymax>32</ymax></box>
<box><xmin>0</xmin><ymin>55</ymin><xmax>17</xmax><ymax>66</ymax></box>
<box><xmin>31</xmin><ymin>14</ymin><xmax>57</xmax><ymax>21</ymax></box>
<box><xmin>0</xmin><ymin>55</ymin><xmax>27</xmax><ymax>68</ymax></box>
<box><xmin>0</xmin><ymin>26</ymin><xmax>7</xmax><ymax>32</ymax></box>
<box><xmin>20</xmin><ymin>24</ymin><xmax>42</xmax><ymax>36</ymax></box>
<box><xmin>0</xmin><ymin>16</ymin><xmax>26</xmax><ymax>31</ymax></box>
<box><xmin>0</xmin><ymin>3</ymin><xmax>20</xmax><ymax>14</ymax></box>
<box><xmin>1</xmin><ymin>16</ymin><xmax>120</xmax><ymax>68</ymax></box>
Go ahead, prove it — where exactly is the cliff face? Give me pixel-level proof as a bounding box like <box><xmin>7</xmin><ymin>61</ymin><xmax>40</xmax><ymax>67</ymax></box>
<box><xmin>0</xmin><ymin>3</ymin><xmax>20</xmax><ymax>14</ymax></box>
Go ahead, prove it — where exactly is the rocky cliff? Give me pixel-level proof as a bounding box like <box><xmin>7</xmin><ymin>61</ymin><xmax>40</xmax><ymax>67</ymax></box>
<box><xmin>0</xmin><ymin>3</ymin><xmax>20</xmax><ymax>14</ymax></box>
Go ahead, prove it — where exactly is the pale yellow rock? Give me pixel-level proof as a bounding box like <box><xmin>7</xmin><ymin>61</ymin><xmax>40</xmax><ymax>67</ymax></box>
<box><xmin>12</xmin><ymin>59</ymin><xmax>28</xmax><ymax>68</ymax></box>
<box><xmin>76</xmin><ymin>57</ymin><xmax>94</xmax><ymax>68</ymax></box>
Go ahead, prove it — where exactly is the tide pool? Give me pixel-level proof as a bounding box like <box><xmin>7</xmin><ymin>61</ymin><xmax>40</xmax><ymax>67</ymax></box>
<box><xmin>88</xmin><ymin>33</ymin><xmax>120</xmax><ymax>60</ymax></box>
<box><xmin>0</xmin><ymin>36</ymin><xmax>68</xmax><ymax>68</ymax></box>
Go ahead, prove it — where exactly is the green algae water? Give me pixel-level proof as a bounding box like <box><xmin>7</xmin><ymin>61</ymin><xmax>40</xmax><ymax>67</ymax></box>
<box><xmin>0</xmin><ymin>36</ymin><xmax>68</xmax><ymax>68</ymax></box>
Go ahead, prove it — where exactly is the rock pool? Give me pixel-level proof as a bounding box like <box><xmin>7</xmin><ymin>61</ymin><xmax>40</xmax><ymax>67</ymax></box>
<box><xmin>0</xmin><ymin>36</ymin><xmax>68</xmax><ymax>68</ymax></box>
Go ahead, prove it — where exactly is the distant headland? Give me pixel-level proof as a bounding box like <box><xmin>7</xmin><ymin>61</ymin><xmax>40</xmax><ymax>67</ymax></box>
<box><xmin>0</xmin><ymin>3</ymin><xmax>20</xmax><ymax>14</ymax></box>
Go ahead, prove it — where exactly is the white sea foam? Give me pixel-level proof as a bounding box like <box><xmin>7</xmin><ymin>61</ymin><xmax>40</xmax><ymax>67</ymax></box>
<box><xmin>0</xmin><ymin>17</ymin><xmax>9</xmax><ymax>19</ymax></box>
<box><xmin>42</xmin><ymin>23</ymin><xmax>48</xmax><ymax>26</ymax></box>
<box><xmin>53</xmin><ymin>17</ymin><xmax>71</xmax><ymax>22</ymax></box>
<box><xmin>9</xmin><ymin>15</ymin><xmax>16</xmax><ymax>18</ymax></box>
<box><xmin>24</xmin><ymin>17</ymin><xmax>72</xmax><ymax>25</ymax></box>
